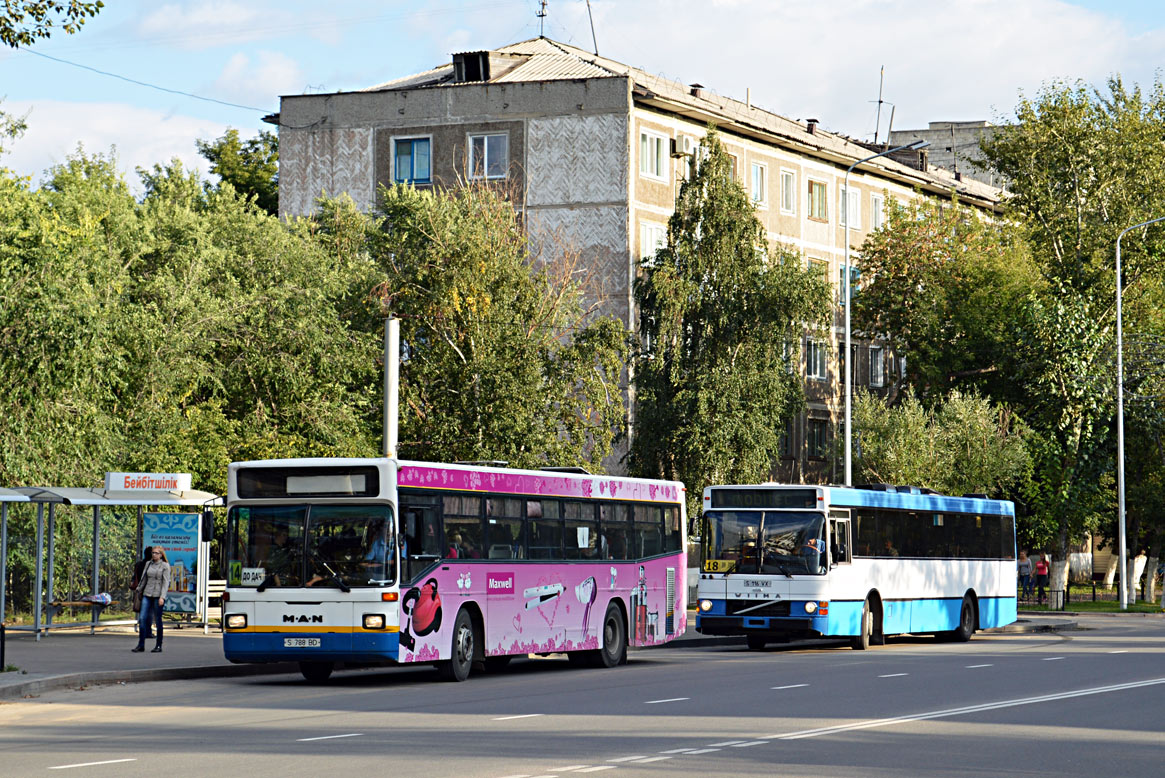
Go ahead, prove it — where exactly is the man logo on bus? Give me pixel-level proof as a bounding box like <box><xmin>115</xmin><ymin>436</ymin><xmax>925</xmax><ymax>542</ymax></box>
<box><xmin>283</xmin><ymin>614</ymin><xmax>324</xmax><ymax>623</ymax></box>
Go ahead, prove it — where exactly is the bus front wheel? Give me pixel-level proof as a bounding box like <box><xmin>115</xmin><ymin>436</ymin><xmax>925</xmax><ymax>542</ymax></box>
<box><xmin>299</xmin><ymin>661</ymin><xmax>333</xmax><ymax>683</ymax></box>
<box><xmin>595</xmin><ymin>603</ymin><xmax>627</xmax><ymax>668</ymax></box>
<box><xmin>851</xmin><ymin>601</ymin><xmax>872</xmax><ymax>650</ymax></box>
<box><xmin>438</xmin><ymin>609</ymin><xmax>476</xmax><ymax>682</ymax></box>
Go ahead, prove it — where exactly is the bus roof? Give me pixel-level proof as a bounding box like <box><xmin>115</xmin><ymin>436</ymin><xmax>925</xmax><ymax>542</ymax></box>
<box><xmin>703</xmin><ymin>483</ymin><xmax>1014</xmax><ymax>517</ymax></box>
<box><xmin>228</xmin><ymin>457</ymin><xmax>685</xmax><ymax>504</ymax></box>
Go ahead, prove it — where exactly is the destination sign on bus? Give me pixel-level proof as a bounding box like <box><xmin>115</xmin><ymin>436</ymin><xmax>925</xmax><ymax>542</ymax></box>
<box><xmin>236</xmin><ymin>466</ymin><xmax>380</xmax><ymax>498</ymax></box>
<box><xmin>709</xmin><ymin>487</ymin><xmax>818</xmax><ymax>509</ymax></box>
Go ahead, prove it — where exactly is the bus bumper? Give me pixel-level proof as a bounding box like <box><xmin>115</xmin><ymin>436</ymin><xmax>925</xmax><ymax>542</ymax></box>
<box><xmin>696</xmin><ymin>609</ymin><xmax>829</xmax><ymax>638</ymax></box>
<box><xmin>223</xmin><ymin>631</ymin><xmax>400</xmax><ymax>664</ymax></box>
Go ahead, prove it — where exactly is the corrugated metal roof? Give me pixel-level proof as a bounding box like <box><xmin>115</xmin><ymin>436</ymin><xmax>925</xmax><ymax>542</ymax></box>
<box><xmin>493</xmin><ymin>53</ymin><xmax>614</xmax><ymax>82</ymax></box>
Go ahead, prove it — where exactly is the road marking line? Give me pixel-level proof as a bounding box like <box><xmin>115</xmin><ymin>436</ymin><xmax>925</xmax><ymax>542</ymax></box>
<box><xmin>630</xmin><ymin>756</ymin><xmax>672</xmax><ymax>763</ymax></box>
<box><xmin>659</xmin><ymin>748</ymin><xmax>697</xmax><ymax>754</ymax></box>
<box><xmin>772</xmin><ymin>683</ymin><xmax>809</xmax><ymax>689</ymax></box>
<box><xmin>879</xmin><ymin>673</ymin><xmax>908</xmax><ymax>678</ymax></box>
<box><xmin>495</xmin><ymin>774</ymin><xmax>531</xmax><ymax>778</ymax></box>
<box><xmin>1042</xmin><ymin>657</ymin><xmax>1065</xmax><ymax>661</ymax></box>
<box><xmin>645</xmin><ymin>697</ymin><xmax>689</xmax><ymax>704</ymax></box>
<box><xmin>1109</xmin><ymin>650</ymin><xmax>1128</xmax><ymax>654</ymax></box>
<box><xmin>707</xmin><ymin>740</ymin><xmax>749</xmax><ymax>746</ymax></box>
<box><xmin>547</xmin><ymin>767</ymin><xmax>587</xmax><ymax>772</ymax></box>
<box><xmin>50</xmin><ymin>759</ymin><xmax>137</xmax><ymax>771</ymax></box>
<box><xmin>761</xmin><ymin>677</ymin><xmax>1165</xmax><ymax>741</ymax></box>
<box><xmin>494</xmin><ymin>714</ymin><xmax>545</xmax><ymax>721</ymax></box>
<box><xmin>296</xmin><ymin>733</ymin><xmax>363</xmax><ymax>742</ymax></box>
<box><xmin>685</xmin><ymin>748</ymin><xmax>721</xmax><ymax>754</ymax></box>
<box><xmin>732</xmin><ymin>741</ymin><xmax>767</xmax><ymax>747</ymax></box>
<box><xmin>966</xmin><ymin>664</ymin><xmax>993</xmax><ymax>668</ymax></box>
<box><xmin>577</xmin><ymin>768</ymin><xmax>617</xmax><ymax>773</ymax></box>
<box><xmin>607</xmin><ymin>756</ymin><xmax>646</xmax><ymax>762</ymax></box>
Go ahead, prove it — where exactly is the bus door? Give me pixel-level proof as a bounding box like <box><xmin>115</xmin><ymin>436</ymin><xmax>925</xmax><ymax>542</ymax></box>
<box><xmin>401</xmin><ymin>494</ymin><xmax>442</xmax><ymax>583</ymax></box>
<box><xmin>828</xmin><ymin>509</ymin><xmax>852</xmax><ymax>567</ymax></box>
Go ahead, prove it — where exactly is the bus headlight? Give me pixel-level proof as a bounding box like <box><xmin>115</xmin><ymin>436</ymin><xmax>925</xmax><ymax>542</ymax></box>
<box><xmin>699</xmin><ymin>599</ymin><xmax>713</xmax><ymax>612</ymax></box>
<box><xmin>803</xmin><ymin>601</ymin><xmax>817</xmax><ymax>614</ymax></box>
<box><xmin>363</xmin><ymin>613</ymin><xmax>386</xmax><ymax>630</ymax></box>
<box><xmin>225</xmin><ymin>613</ymin><xmax>247</xmax><ymax>630</ymax></box>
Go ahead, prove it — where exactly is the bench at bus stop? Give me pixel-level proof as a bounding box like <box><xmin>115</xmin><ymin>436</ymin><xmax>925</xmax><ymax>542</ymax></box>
<box><xmin>46</xmin><ymin>599</ymin><xmax>117</xmax><ymax>621</ymax></box>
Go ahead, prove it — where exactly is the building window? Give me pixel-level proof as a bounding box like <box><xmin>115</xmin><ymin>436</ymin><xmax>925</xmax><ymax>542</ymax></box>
<box><xmin>780</xmin><ymin>169</ymin><xmax>796</xmax><ymax>214</ymax></box>
<box><xmin>871</xmin><ymin>193</ymin><xmax>885</xmax><ymax>231</ymax></box>
<box><xmin>837</xmin><ymin>263</ymin><xmax>859</xmax><ymax>304</ymax></box>
<box><xmin>808</xmin><ymin>179</ymin><xmax>828</xmax><ymax>221</ymax></box>
<box><xmin>779</xmin><ymin>417</ymin><xmax>796</xmax><ymax>458</ymax></box>
<box><xmin>469</xmin><ymin>133</ymin><xmax>508</xmax><ymax>179</ymax></box>
<box><xmin>808</xmin><ymin>419</ymin><xmax>828</xmax><ymax>460</ymax></box>
<box><xmin>751</xmin><ymin>162</ymin><xmax>767</xmax><ymax>205</ymax></box>
<box><xmin>808</xmin><ymin>258</ymin><xmax>828</xmax><ymax>284</ymax></box>
<box><xmin>870</xmin><ymin>346</ymin><xmax>885</xmax><ymax>387</ymax></box>
<box><xmin>806</xmin><ymin>338</ymin><xmax>827</xmax><ymax>380</ymax></box>
<box><xmin>839</xmin><ymin>185</ymin><xmax>860</xmax><ymax>228</ymax></box>
<box><xmin>728</xmin><ymin>154</ymin><xmax>739</xmax><ymax>182</ymax></box>
<box><xmin>394</xmin><ymin>137</ymin><xmax>431</xmax><ymax>184</ymax></box>
<box><xmin>640</xmin><ymin>131</ymin><xmax>666</xmax><ymax>179</ymax></box>
<box><xmin>641</xmin><ymin>222</ymin><xmax>668</xmax><ymax>260</ymax></box>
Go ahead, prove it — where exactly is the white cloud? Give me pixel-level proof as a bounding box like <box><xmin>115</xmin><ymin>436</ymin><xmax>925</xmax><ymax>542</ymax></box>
<box><xmin>210</xmin><ymin>50</ymin><xmax>303</xmax><ymax>105</ymax></box>
<box><xmin>137</xmin><ymin>1</ymin><xmax>275</xmax><ymax>49</ymax></box>
<box><xmin>3</xmin><ymin>100</ymin><xmax>227</xmax><ymax>190</ymax></box>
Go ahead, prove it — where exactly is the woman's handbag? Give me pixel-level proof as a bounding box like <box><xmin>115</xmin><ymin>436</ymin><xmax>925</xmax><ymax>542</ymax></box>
<box><xmin>132</xmin><ymin>588</ymin><xmax>143</xmax><ymax>613</ymax></box>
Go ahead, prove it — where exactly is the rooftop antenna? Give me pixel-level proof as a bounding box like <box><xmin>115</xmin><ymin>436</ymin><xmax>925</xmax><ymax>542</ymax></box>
<box><xmin>538</xmin><ymin>0</ymin><xmax>548</xmax><ymax>38</ymax></box>
<box><xmin>586</xmin><ymin>0</ymin><xmax>599</xmax><ymax>55</ymax></box>
<box><xmin>873</xmin><ymin>65</ymin><xmax>885</xmax><ymax>145</ymax></box>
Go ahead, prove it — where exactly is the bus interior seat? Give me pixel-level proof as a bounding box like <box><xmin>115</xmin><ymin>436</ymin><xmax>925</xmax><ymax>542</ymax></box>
<box><xmin>488</xmin><ymin>543</ymin><xmax>512</xmax><ymax>559</ymax></box>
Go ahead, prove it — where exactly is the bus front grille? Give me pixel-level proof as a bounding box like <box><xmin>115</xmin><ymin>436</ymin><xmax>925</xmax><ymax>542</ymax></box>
<box><xmin>727</xmin><ymin>600</ymin><xmax>791</xmax><ymax>617</ymax></box>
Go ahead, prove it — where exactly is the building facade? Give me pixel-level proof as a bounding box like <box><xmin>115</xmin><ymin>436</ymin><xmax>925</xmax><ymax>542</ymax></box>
<box><xmin>272</xmin><ymin>38</ymin><xmax>1003</xmax><ymax>482</ymax></box>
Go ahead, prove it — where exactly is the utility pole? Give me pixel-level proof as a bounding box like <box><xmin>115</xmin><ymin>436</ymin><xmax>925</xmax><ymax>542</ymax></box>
<box><xmin>873</xmin><ymin>66</ymin><xmax>885</xmax><ymax>145</ymax></box>
<box><xmin>538</xmin><ymin>0</ymin><xmax>548</xmax><ymax>38</ymax></box>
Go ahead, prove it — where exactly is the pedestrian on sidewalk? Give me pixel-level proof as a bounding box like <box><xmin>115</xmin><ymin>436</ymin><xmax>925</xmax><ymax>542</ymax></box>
<box><xmin>1034</xmin><ymin>552</ymin><xmax>1050</xmax><ymax>605</ymax></box>
<box><xmin>1017</xmin><ymin>550</ymin><xmax>1033</xmax><ymax>599</ymax></box>
<box><xmin>133</xmin><ymin>547</ymin><xmax>170</xmax><ymax>653</ymax></box>
<box><xmin>130</xmin><ymin>546</ymin><xmax>155</xmax><ymax>639</ymax></box>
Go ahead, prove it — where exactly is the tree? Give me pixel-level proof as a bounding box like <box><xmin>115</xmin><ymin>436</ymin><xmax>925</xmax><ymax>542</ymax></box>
<box><xmin>1</xmin><ymin>1</ymin><xmax>102</xmax><ymax>47</ymax></box>
<box><xmin>364</xmin><ymin>182</ymin><xmax>628</xmax><ymax>471</ymax></box>
<box><xmin>979</xmin><ymin>77</ymin><xmax>1165</xmax><ymax>591</ymax></box>
<box><xmin>854</xmin><ymin>197</ymin><xmax>1039</xmax><ymax>404</ymax></box>
<box><xmin>196</xmin><ymin>129</ymin><xmax>279</xmax><ymax>216</ymax></box>
<box><xmin>853</xmin><ymin>389</ymin><xmax>1030</xmax><ymax>498</ymax></box>
<box><xmin>630</xmin><ymin>129</ymin><xmax>831</xmax><ymax>514</ymax></box>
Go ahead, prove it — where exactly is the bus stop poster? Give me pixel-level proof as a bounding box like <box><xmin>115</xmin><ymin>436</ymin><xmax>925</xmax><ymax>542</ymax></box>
<box><xmin>142</xmin><ymin>512</ymin><xmax>200</xmax><ymax>614</ymax></box>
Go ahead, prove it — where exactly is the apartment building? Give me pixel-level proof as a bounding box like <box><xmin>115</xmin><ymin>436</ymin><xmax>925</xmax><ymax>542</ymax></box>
<box><xmin>271</xmin><ymin>37</ymin><xmax>1003</xmax><ymax>481</ymax></box>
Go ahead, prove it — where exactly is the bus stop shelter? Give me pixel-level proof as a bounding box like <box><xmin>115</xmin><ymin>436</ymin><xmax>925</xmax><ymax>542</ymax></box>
<box><xmin>0</xmin><ymin>479</ymin><xmax>220</xmax><ymax>640</ymax></box>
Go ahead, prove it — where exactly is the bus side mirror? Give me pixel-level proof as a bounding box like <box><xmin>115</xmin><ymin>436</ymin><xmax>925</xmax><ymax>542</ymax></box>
<box><xmin>201</xmin><ymin>510</ymin><xmax>215</xmax><ymax>543</ymax></box>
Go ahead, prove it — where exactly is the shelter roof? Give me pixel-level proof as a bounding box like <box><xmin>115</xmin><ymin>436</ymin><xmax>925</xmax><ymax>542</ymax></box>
<box><xmin>12</xmin><ymin>487</ymin><xmax>221</xmax><ymax>507</ymax></box>
<box><xmin>0</xmin><ymin>487</ymin><xmax>30</xmax><ymax>502</ymax></box>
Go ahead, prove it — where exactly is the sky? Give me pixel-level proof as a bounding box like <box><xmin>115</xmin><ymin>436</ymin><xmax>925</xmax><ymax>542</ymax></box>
<box><xmin>4</xmin><ymin>0</ymin><xmax>1165</xmax><ymax>190</ymax></box>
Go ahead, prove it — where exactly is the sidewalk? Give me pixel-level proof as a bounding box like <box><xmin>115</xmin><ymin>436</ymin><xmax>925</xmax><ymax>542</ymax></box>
<box><xmin>0</xmin><ymin>614</ymin><xmax>1077</xmax><ymax>702</ymax></box>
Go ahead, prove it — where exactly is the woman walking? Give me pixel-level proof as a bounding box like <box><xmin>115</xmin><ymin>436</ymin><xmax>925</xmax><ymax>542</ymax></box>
<box><xmin>133</xmin><ymin>547</ymin><xmax>171</xmax><ymax>653</ymax></box>
<box><xmin>1034</xmin><ymin>552</ymin><xmax>1050</xmax><ymax>606</ymax></box>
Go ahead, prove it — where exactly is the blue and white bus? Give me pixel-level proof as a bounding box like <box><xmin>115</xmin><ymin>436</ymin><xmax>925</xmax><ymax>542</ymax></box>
<box><xmin>694</xmin><ymin>484</ymin><xmax>1016</xmax><ymax>649</ymax></box>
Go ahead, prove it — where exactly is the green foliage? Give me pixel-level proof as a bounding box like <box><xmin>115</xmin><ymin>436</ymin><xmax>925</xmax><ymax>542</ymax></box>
<box><xmin>0</xmin><ymin>1</ymin><xmax>102</xmax><ymax>47</ymax></box>
<box><xmin>855</xmin><ymin>197</ymin><xmax>1039</xmax><ymax>403</ymax></box>
<box><xmin>631</xmin><ymin>129</ymin><xmax>831</xmax><ymax>514</ymax></box>
<box><xmin>365</xmin><ymin>183</ymin><xmax>628</xmax><ymax>471</ymax></box>
<box><xmin>852</xmin><ymin>390</ymin><xmax>1031</xmax><ymax>498</ymax></box>
<box><xmin>196</xmin><ymin>129</ymin><xmax>279</xmax><ymax>216</ymax></box>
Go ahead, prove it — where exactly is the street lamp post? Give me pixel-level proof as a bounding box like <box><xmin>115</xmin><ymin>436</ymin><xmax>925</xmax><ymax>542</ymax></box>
<box><xmin>1115</xmin><ymin>216</ymin><xmax>1165</xmax><ymax>610</ymax></box>
<box><xmin>843</xmin><ymin>139</ymin><xmax>929</xmax><ymax>486</ymax></box>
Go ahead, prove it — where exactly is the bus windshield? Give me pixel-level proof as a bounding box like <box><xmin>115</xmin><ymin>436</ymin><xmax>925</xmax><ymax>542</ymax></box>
<box><xmin>703</xmin><ymin>510</ymin><xmax>826</xmax><ymax>576</ymax></box>
<box><xmin>228</xmin><ymin>504</ymin><xmax>396</xmax><ymax>588</ymax></box>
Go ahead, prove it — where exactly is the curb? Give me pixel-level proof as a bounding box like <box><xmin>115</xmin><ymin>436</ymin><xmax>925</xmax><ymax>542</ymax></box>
<box><xmin>0</xmin><ymin>662</ymin><xmax>299</xmax><ymax>702</ymax></box>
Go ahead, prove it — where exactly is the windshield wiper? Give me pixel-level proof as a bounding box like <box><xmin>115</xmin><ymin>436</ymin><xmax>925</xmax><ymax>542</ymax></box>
<box><xmin>311</xmin><ymin>553</ymin><xmax>352</xmax><ymax>593</ymax></box>
<box><xmin>773</xmin><ymin>561</ymin><xmax>795</xmax><ymax>579</ymax></box>
<box><xmin>256</xmin><ymin>573</ymin><xmax>277</xmax><ymax>592</ymax></box>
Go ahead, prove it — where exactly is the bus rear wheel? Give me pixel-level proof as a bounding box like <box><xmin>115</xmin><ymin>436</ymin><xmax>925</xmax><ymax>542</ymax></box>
<box><xmin>438</xmin><ymin>609</ymin><xmax>476</xmax><ymax>682</ymax></box>
<box><xmin>299</xmin><ymin>661</ymin><xmax>333</xmax><ymax>683</ymax></box>
<box><xmin>951</xmin><ymin>595</ymin><xmax>976</xmax><ymax>642</ymax></box>
<box><xmin>851</xmin><ymin>601</ymin><xmax>872</xmax><ymax>650</ymax></box>
<box><xmin>595</xmin><ymin>603</ymin><xmax>627</xmax><ymax>668</ymax></box>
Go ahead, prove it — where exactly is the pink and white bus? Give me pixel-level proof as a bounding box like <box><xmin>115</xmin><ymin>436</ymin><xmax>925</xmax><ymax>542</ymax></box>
<box><xmin>221</xmin><ymin>458</ymin><xmax>687</xmax><ymax>682</ymax></box>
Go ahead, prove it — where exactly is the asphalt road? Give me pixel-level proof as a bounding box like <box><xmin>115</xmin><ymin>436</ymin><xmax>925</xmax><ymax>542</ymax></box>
<box><xmin>0</xmin><ymin>615</ymin><xmax>1161</xmax><ymax>777</ymax></box>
